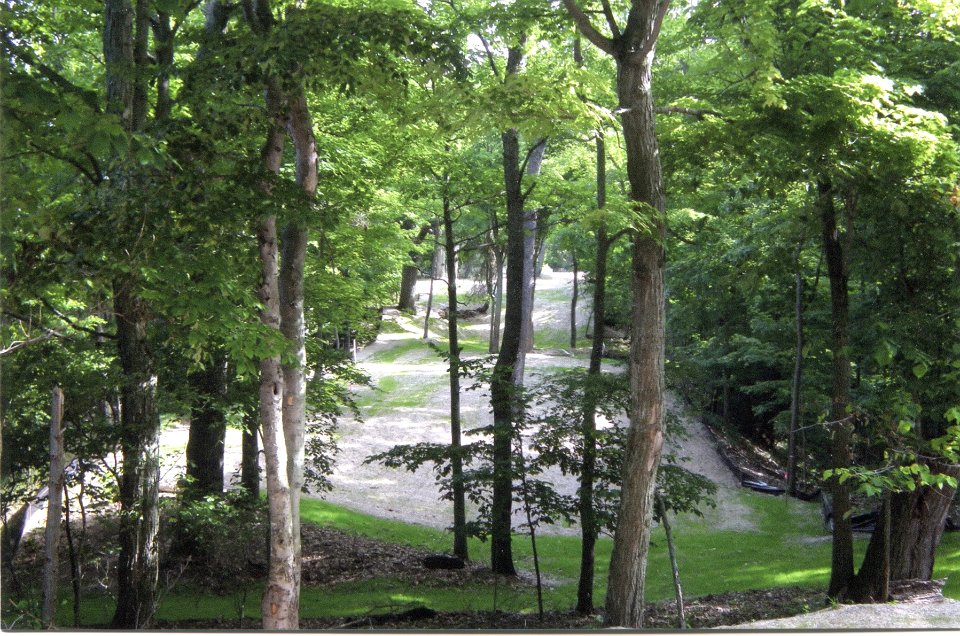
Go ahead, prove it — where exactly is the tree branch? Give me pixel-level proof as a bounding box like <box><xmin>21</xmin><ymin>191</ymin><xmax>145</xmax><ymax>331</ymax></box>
<box><xmin>477</xmin><ymin>33</ymin><xmax>502</xmax><ymax>81</ymax></box>
<box><xmin>40</xmin><ymin>298</ymin><xmax>117</xmax><ymax>339</ymax></box>
<box><xmin>0</xmin><ymin>31</ymin><xmax>101</xmax><ymax>113</ymax></box>
<box><xmin>599</xmin><ymin>0</ymin><xmax>622</xmax><ymax>39</ymax></box>
<box><xmin>0</xmin><ymin>333</ymin><xmax>56</xmax><ymax>357</ymax></box>
<box><xmin>655</xmin><ymin>105</ymin><xmax>725</xmax><ymax>120</ymax></box>
<box><xmin>631</xmin><ymin>0</ymin><xmax>671</xmax><ymax>65</ymax></box>
<box><xmin>562</xmin><ymin>0</ymin><xmax>615</xmax><ymax>55</ymax></box>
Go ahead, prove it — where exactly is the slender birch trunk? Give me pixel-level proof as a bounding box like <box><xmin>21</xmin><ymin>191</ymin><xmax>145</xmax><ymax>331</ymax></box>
<box><xmin>42</xmin><ymin>387</ymin><xmax>65</xmax><ymax>629</ymax></box>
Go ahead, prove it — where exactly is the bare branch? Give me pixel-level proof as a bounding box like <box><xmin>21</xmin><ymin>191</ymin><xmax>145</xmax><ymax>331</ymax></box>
<box><xmin>1</xmin><ymin>333</ymin><xmax>55</xmax><ymax>357</ymax></box>
<box><xmin>562</xmin><ymin>0</ymin><xmax>615</xmax><ymax>55</ymax></box>
<box><xmin>477</xmin><ymin>34</ymin><xmax>502</xmax><ymax>81</ymax></box>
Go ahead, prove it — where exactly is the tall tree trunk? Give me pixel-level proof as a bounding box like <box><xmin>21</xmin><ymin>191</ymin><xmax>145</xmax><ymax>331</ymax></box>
<box><xmin>104</xmin><ymin>1</ymin><xmax>162</xmax><ymax>627</ymax></box>
<box><xmin>604</xmin><ymin>42</ymin><xmax>667</xmax><ymax>634</ymax></box>
<box><xmin>442</xmin><ymin>192</ymin><xmax>468</xmax><ymax>560</ymax></box>
<box><xmin>111</xmin><ymin>281</ymin><xmax>161</xmax><ymax>629</ymax></box>
<box><xmin>186</xmin><ymin>352</ymin><xmax>228</xmax><ymax>497</ymax></box>
<box><xmin>563</xmin><ymin>2</ymin><xmax>670</xmax><ymax>625</ymax></box>
<box><xmin>787</xmin><ymin>247</ymin><xmax>804</xmax><ymax>497</ymax></box>
<box><xmin>257</xmin><ymin>211</ymin><xmax>297</xmax><ymax>629</ymax></box>
<box><xmin>255</xmin><ymin>66</ymin><xmax>299</xmax><ymax>628</ymax></box>
<box><xmin>278</xmin><ymin>91</ymin><xmax>317</xmax><ymax>622</ymax></box>
<box><xmin>819</xmin><ymin>178</ymin><xmax>855</xmax><ymax>599</ymax></box>
<box><xmin>576</xmin><ymin>131</ymin><xmax>610</xmax><ymax>614</ymax></box>
<box><xmin>42</xmin><ymin>387</ymin><xmax>65</xmax><ymax>629</ymax></box>
<box><xmin>490</xmin><ymin>125</ymin><xmax>525</xmax><ymax>576</ymax></box>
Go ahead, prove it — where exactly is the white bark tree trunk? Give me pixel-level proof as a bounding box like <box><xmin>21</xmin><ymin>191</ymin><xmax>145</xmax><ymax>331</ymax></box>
<box><xmin>42</xmin><ymin>387</ymin><xmax>65</xmax><ymax>629</ymax></box>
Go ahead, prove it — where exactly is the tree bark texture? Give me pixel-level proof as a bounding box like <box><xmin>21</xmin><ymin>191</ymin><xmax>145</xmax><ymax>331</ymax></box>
<box><xmin>605</xmin><ymin>30</ymin><xmax>668</xmax><ymax>633</ymax></box>
<box><xmin>819</xmin><ymin>178</ymin><xmax>855</xmax><ymax>599</ymax></box>
<box><xmin>257</xmin><ymin>213</ymin><xmax>298</xmax><ymax>630</ymax></box>
<box><xmin>849</xmin><ymin>462</ymin><xmax>960</xmax><ymax>601</ymax></box>
<box><xmin>279</xmin><ymin>90</ymin><xmax>317</xmax><ymax>613</ymax></box>
<box><xmin>255</xmin><ymin>63</ymin><xmax>299</xmax><ymax>628</ymax></box>
<box><xmin>104</xmin><ymin>3</ymin><xmax>162</xmax><ymax>626</ymax></box>
<box><xmin>847</xmin><ymin>491</ymin><xmax>891</xmax><ymax>603</ymax></box>
<box><xmin>186</xmin><ymin>352</ymin><xmax>228</xmax><ymax>497</ymax></box>
<box><xmin>887</xmin><ymin>470</ymin><xmax>959</xmax><ymax>580</ymax></box>
<box><xmin>443</xmin><ymin>193</ymin><xmax>468</xmax><ymax>560</ymax></box>
<box><xmin>111</xmin><ymin>281</ymin><xmax>161</xmax><ymax>629</ymax></box>
<box><xmin>562</xmin><ymin>1</ymin><xmax>670</xmax><ymax>625</ymax></box>
<box><xmin>42</xmin><ymin>387</ymin><xmax>65</xmax><ymax>629</ymax></box>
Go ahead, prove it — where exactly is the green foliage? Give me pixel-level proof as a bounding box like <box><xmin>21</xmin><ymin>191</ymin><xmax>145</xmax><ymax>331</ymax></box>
<box><xmin>166</xmin><ymin>490</ymin><xmax>267</xmax><ymax>588</ymax></box>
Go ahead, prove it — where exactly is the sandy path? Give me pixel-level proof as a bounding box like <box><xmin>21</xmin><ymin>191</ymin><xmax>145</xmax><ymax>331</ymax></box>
<box><xmin>321</xmin><ymin>270</ymin><xmax>748</xmax><ymax>535</ymax></box>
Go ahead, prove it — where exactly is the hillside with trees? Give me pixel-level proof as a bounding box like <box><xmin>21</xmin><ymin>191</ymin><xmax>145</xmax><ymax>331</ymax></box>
<box><xmin>2</xmin><ymin>0</ymin><xmax>959</xmax><ymax>630</ymax></box>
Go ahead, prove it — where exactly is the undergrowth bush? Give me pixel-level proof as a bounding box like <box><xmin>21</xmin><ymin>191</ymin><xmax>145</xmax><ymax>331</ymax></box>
<box><xmin>166</xmin><ymin>489</ymin><xmax>266</xmax><ymax>589</ymax></box>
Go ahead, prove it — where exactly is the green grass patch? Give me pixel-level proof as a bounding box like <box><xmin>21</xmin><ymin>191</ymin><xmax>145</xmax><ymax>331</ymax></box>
<box><xmin>534</xmin><ymin>327</ymin><xmax>575</xmax><ymax>350</ymax></box>
<box><xmin>536</xmin><ymin>288</ymin><xmax>573</xmax><ymax>303</ymax></box>
<box><xmin>354</xmin><ymin>375</ymin><xmax>446</xmax><ymax>416</ymax></box>
<box><xmin>378</xmin><ymin>318</ymin><xmax>409</xmax><ymax>334</ymax></box>
<box><xmin>367</xmin><ymin>339</ymin><xmax>432</xmax><ymax>364</ymax></box>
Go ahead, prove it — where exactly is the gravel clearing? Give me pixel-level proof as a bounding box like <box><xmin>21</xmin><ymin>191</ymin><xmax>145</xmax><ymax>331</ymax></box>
<box><xmin>727</xmin><ymin>598</ymin><xmax>960</xmax><ymax>629</ymax></box>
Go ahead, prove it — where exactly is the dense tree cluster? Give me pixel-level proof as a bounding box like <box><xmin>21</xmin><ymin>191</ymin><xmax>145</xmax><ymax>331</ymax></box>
<box><xmin>2</xmin><ymin>0</ymin><xmax>958</xmax><ymax>629</ymax></box>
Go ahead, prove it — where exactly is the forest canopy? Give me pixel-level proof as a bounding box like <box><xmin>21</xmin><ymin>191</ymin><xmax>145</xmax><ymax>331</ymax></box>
<box><xmin>2</xmin><ymin>0</ymin><xmax>959</xmax><ymax>630</ymax></box>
